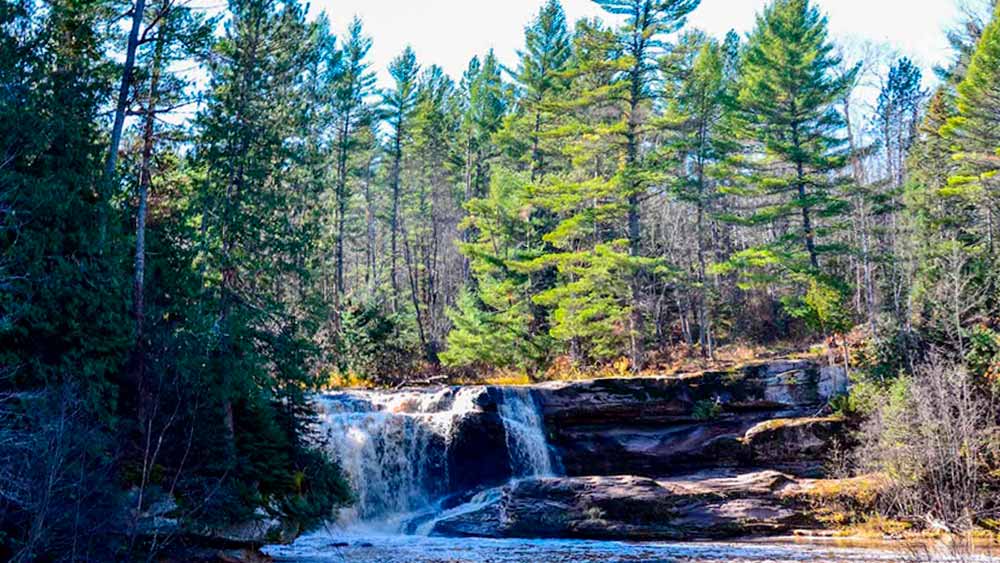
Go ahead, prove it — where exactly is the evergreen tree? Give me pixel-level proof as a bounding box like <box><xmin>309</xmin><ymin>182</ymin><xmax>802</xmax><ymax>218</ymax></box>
<box><xmin>944</xmin><ymin>3</ymin><xmax>1000</xmax><ymax>204</ymax></box>
<box><xmin>0</xmin><ymin>0</ymin><xmax>129</xmax><ymax>407</ymax></box>
<box><xmin>876</xmin><ymin>58</ymin><xmax>925</xmax><ymax>190</ymax></box>
<box><xmin>519</xmin><ymin>18</ymin><xmax>660</xmax><ymax>366</ymax></box>
<box><xmin>331</xmin><ymin>17</ymin><xmax>376</xmax><ymax>304</ymax></box>
<box><xmin>443</xmin><ymin>170</ymin><xmax>554</xmax><ymax>372</ymax></box>
<box><xmin>382</xmin><ymin>46</ymin><xmax>420</xmax><ymax>311</ymax></box>
<box><xmin>720</xmin><ymin>0</ymin><xmax>857</xmax><ymax>298</ymax></box>
<box><xmin>193</xmin><ymin>0</ymin><xmax>324</xmax><ymax>468</ymax></box>
<box><xmin>125</xmin><ymin>0</ymin><xmax>214</xmax><ymax>432</ymax></box>
<box><xmin>445</xmin><ymin>6</ymin><xmax>569</xmax><ymax>373</ymax></box>
<box><xmin>402</xmin><ymin>64</ymin><xmax>462</xmax><ymax>362</ymax></box>
<box><xmin>514</xmin><ymin>0</ymin><xmax>572</xmax><ymax>179</ymax></box>
<box><xmin>918</xmin><ymin>3</ymin><xmax>1000</xmax><ymax>352</ymax></box>
<box><xmin>660</xmin><ymin>32</ymin><xmax>737</xmax><ymax>357</ymax></box>
<box><xmin>459</xmin><ymin>51</ymin><xmax>509</xmax><ymax>209</ymax></box>
<box><xmin>590</xmin><ymin>0</ymin><xmax>699</xmax><ymax>369</ymax></box>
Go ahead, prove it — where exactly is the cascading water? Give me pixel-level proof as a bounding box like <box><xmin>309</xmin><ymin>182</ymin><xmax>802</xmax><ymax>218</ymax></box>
<box><xmin>498</xmin><ymin>387</ymin><xmax>553</xmax><ymax>477</ymax></box>
<box><xmin>313</xmin><ymin>385</ymin><xmax>556</xmax><ymax>532</ymax></box>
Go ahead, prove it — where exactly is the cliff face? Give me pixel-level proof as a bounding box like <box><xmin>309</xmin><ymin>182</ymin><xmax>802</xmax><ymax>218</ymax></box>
<box><xmin>427</xmin><ymin>359</ymin><xmax>852</xmax><ymax>540</ymax></box>
<box><xmin>532</xmin><ymin>360</ymin><xmax>848</xmax><ymax>477</ymax></box>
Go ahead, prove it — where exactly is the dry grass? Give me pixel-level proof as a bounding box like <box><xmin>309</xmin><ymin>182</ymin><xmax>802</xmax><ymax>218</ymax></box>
<box><xmin>453</xmin><ymin>369</ymin><xmax>533</xmax><ymax>386</ymax></box>
<box><xmin>439</xmin><ymin>338</ymin><xmax>835</xmax><ymax>386</ymax></box>
<box><xmin>323</xmin><ymin>370</ymin><xmax>376</xmax><ymax>390</ymax></box>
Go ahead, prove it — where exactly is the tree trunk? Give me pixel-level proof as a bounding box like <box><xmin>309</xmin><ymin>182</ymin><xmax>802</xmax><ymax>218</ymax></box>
<box><xmin>129</xmin><ymin>20</ymin><xmax>165</xmax><ymax>434</ymax></box>
<box><xmin>791</xmin><ymin>121</ymin><xmax>819</xmax><ymax>270</ymax></box>
<box><xmin>335</xmin><ymin>114</ymin><xmax>351</xmax><ymax>297</ymax></box>
<box><xmin>103</xmin><ymin>0</ymin><xmax>148</xmax><ymax>248</ymax></box>
<box><xmin>389</xmin><ymin>120</ymin><xmax>403</xmax><ymax>312</ymax></box>
<box><xmin>626</xmin><ymin>75</ymin><xmax>645</xmax><ymax>372</ymax></box>
<box><xmin>402</xmin><ymin>222</ymin><xmax>433</xmax><ymax>364</ymax></box>
<box><xmin>530</xmin><ymin>110</ymin><xmax>543</xmax><ymax>182</ymax></box>
<box><xmin>844</xmin><ymin>96</ymin><xmax>877</xmax><ymax>334</ymax></box>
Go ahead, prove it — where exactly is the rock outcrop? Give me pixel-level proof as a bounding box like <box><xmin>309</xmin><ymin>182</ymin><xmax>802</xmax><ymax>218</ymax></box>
<box><xmin>309</xmin><ymin>358</ymin><xmax>852</xmax><ymax>543</ymax></box>
<box><xmin>533</xmin><ymin>360</ymin><xmax>848</xmax><ymax>477</ymax></box>
<box><xmin>447</xmin><ymin>411</ymin><xmax>513</xmax><ymax>491</ymax></box>
<box><xmin>430</xmin><ymin>469</ymin><xmax>821</xmax><ymax>539</ymax></box>
<box><xmin>426</xmin><ymin>359</ymin><xmax>851</xmax><ymax>541</ymax></box>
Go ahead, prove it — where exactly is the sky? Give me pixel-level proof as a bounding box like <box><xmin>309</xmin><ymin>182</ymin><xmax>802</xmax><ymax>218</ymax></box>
<box><xmin>309</xmin><ymin>0</ymin><xmax>968</xmax><ymax>88</ymax></box>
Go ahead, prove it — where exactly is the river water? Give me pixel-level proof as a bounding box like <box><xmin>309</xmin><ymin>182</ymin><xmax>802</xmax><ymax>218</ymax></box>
<box><xmin>266</xmin><ymin>532</ymin><xmax>998</xmax><ymax>563</ymax></box>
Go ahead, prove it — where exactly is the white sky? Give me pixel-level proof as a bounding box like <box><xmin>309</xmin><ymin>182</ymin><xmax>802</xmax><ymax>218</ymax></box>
<box><xmin>309</xmin><ymin>0</ymin><xmax>965</xmax><ymax>88</ymax></box>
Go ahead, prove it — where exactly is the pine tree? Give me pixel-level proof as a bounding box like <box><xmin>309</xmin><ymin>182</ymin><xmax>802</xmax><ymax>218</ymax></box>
<box><xmin>444</xmin><ymin>5</ymin><xmax>570</xmax><ymax>373</ymax></box>
<box><xmin>866</xmin><ymin>57</ymin><xmax>924</xmax><ymax>327</ymax></box>
<box><xmin>918</xmin><ymin>3</ymin><xmax>1000</xmax><ymax>352</ymax></box>
<box><xmin>660</xmin><ymin>32</ymin><xmax>737</xmax><ymax>357</ymax></box>
<box><xmin>459</xmin><ymin>51</ymin><xmax>509</xmax><ymax>211</ymax></box>
<box><xmin>720</xmin><ymin>0</ymin><xmax>857</xmax><ymax>291</ymax></box>
<box><xmin>125</xmin><ymin>0</ymin><xmax>214</xmax><ymax>432</ymax></box>
<box><xmin>0</xmin><ymin>0</ymin><xmax>130</xmax><ymax>407</ymax></box>
<box><xmin>944</xmin><ymin>4</ymin><xmax>1000</xmax><ymax>206</ymax></box>
<box><xmin>331</xmin><ymin>17</ymin><xmax>376</xmax><ymax>303</ymax></box>
<box><xmin>402</xmin><ymin>64</ymin><xmax>462</xmax><ymax>362</ymax></box>
<box><xmin>382</xmin><ymin>46</ymin><xmax>420</xmax><ymax>311</ymax></box>
<box><xmin>519</xmin><ymin>18</ymin><xmax>666</xmax><ymax>366</ymax></box>
<box><xmin>193</xmin><ymin>0</ymin><xmax>319</xmax><ymax>462</ymax></box>
<box><xmin>591</xmin><ymin>0</ymin><xmax>699</xmax><ymax>369</ymax></box>
<box><xmin>515</xmin><ymin>0</ymin><xmax>572</xmax><ymax>180</ymax></box>
<box><xmin>876</xmin><ymin>58</ymin><xmax>925</xmax><ymax>190</ymax></box>
<box><xmin>443</xmin><ymin>169</ymin><xmax>553</xmax><ymax>372</ymax></box>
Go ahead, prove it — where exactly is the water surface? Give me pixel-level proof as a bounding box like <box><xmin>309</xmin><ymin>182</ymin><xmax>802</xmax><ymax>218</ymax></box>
<box><xmin>265</xmin><ymin>532</ymin><xmax>994</xmax><ymax>563</ymax></box>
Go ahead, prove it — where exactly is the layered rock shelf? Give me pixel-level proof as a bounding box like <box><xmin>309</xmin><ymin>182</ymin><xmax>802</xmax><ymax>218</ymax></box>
<box><xmin>440</xmin><ymin>359</ymin><xmax>848</xmax><ymax>539</ymax></box>
<box><xmin>431</xmin><ymin>469</ymin><xmax>824</xmax><ymax>539</ymax></box>
<box><xmin>307</xmin><ymin>358</ymin><xmax>851</xmax><ymax>541</ymax></box>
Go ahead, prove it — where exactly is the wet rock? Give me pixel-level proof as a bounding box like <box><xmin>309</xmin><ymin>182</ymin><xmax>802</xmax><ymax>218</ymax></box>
<box><xmin>447</xmin><ymin>411</ymin><xmax>512</xmax><ymax>492</ymax></box>
<box><xmin>186</xmin><ymin>517</ymin><xmax>298</xmax><ymax>547</ymax></box>
<box><xmin>431</xmin><ymin>469</ymin><xmax>817</xmax><ymax>540</ymax></box>
<box><xmin>551</xmin><ymin>413</ymin><xmax>772</xmax><ymax>476</ymax></box>
<box><xmin>158</xmin><ymin>547</ymin><xmax>273</xmax><ymax>563</ymax></box>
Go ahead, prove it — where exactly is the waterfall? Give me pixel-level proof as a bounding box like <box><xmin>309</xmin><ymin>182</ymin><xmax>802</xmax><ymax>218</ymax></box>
<box><xmin>314</xmin><ymin>387</ymin><xmax>477</xmax><ymax>524</ymax></box>
<box><xmin>313</xmin><ymin>385</ymin><xmax>556</xmax><ymax>531</ymax></box>
<box><xmin>498</xmin><ymin>387</ymin><xmax>553</xmax><ymax>477</ymax></box>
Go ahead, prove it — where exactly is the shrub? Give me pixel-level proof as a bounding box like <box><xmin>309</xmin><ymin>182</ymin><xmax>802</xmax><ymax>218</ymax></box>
<box><xmin>856</xmin><ymin>360</ymin><xmax>1000</xmax><ymax>531</ymax></box>
<box><xmin>0</xmin><ymin>387</ymin><xmax>125</xmax><ymax>562</ymax></box>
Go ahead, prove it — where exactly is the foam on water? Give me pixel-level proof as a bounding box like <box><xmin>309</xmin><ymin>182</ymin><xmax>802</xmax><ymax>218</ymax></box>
<box><xmin>498</xmin><ymin>387</ymin><xmax>554</xmax><ymax>477</ymax></box>
<box><xmin>313</xmin><ymin>385</ymin><xmax>556</xmax><ymax>531</ymax></box>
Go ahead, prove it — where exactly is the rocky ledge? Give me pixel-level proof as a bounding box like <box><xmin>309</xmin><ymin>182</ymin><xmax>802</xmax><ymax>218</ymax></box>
<box><xmin>429</xmin><ymin>359</ymin><xmax>853</xmax><ymax>541</ymax></box>
<box><xmin>431</xmin><ymin>469</ymin><xmax>829</xmax><ymax>540</ymax></box>
<box><xmin>533</xmin><ymin>359</ymin><xmax>849</xmax><ymax>477</ymax></box>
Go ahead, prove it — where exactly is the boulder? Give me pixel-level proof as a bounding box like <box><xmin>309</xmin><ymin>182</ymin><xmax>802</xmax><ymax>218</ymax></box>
<box><xmin>430</xmin><ymin>469</ymin><xmax>817</xmax><ymax>540</ymax></box>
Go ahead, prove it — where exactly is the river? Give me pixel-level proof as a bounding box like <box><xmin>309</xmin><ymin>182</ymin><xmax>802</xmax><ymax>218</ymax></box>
<box><xmin>266</xmin><ymin>532</ymin><xmax>995</xmax><ymax>562</ymax></box>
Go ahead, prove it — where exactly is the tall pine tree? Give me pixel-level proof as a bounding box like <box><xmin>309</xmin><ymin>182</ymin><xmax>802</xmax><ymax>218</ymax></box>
<box><xmin>719</xmin><ymin>0</ymin><xmax>857</xmax><ymax>321</ymax></box>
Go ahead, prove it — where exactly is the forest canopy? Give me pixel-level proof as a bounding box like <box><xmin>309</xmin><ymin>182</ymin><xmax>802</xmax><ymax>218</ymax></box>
<box><xmin>2</xmin><ymin>0</ymin><xmax>1000</xmax><ymax>559</ymax></box>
